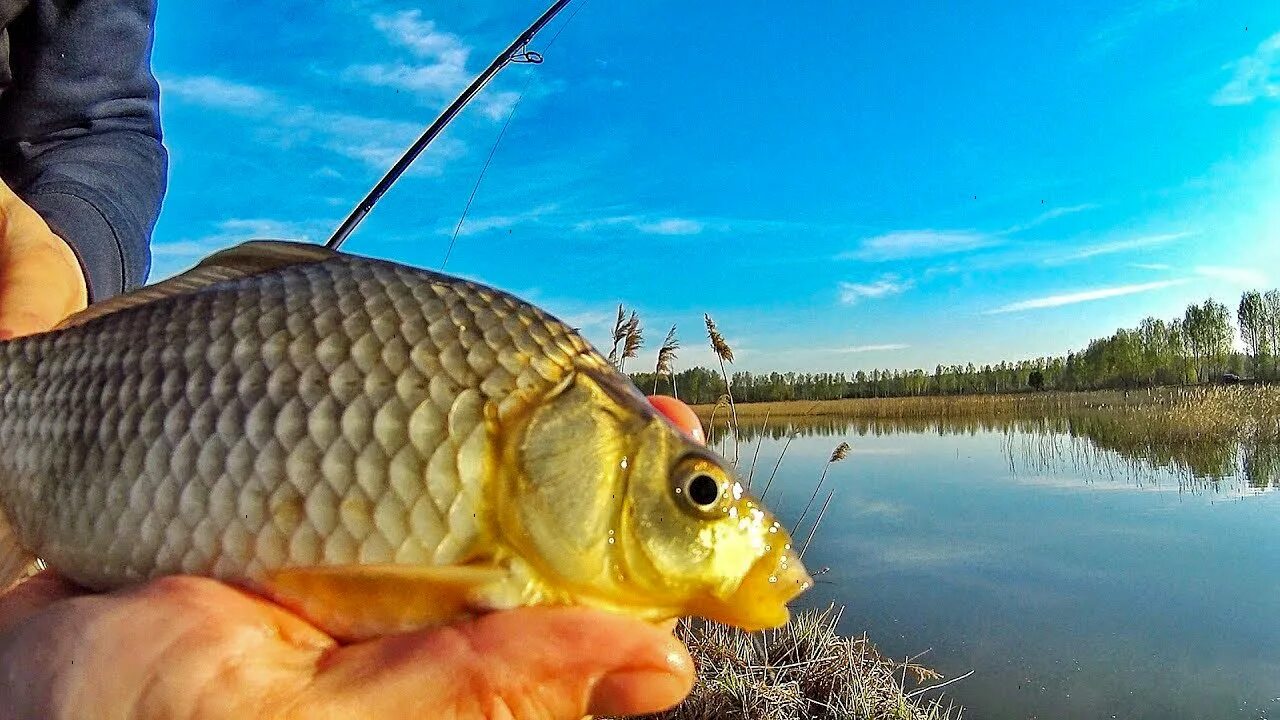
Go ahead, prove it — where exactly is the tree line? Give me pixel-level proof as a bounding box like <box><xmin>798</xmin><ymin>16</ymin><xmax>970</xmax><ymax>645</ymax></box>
<box><xmin>628</xmin><ymin>289</ymin><xmax>1280</xmax><ymax>404</ymax></box>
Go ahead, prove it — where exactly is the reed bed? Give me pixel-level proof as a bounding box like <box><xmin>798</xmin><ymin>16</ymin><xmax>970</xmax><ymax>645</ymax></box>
<box><xmin>614</xmin><ymin>606</ymin><xmax>963</xmax><ymax>720</ymax></box>
<box><xmin>693</xmin><ymin>385</ymin><xmax>1280</xmax><ymax>438</ymax></box>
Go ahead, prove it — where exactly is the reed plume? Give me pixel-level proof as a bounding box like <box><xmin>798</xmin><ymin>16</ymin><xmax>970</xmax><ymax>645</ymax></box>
<box><xmin>620</xmin><ymin>311</ymin><xmax>643</xmax><ymax>372</ymax></box>
<box><xmin>653</xmin><ymin>325</ymin><xmax>680</xmax><ymax>396</ymax></box>
<box><xmin>606</xmin><ymin>304</ymin><xmax>626</xmax><ymax>367</ymax></box>
<box><xmin>704</xmin><ymin>314</ymin><xmax>740</xmax><ymax>463</ymax></box>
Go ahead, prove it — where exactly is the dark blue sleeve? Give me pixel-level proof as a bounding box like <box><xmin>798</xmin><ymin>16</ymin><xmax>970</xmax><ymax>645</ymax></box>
<box><xmin>0</xmin><ymin>0</ymin><xmax>167</xmax><ymax>300</ymax></box>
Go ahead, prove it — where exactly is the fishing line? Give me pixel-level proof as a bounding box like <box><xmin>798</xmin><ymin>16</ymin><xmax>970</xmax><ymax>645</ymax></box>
<box><xmin>441</xmin><ymin>0</ymin><xmax>593</xmax><ymax>270</ymax></box>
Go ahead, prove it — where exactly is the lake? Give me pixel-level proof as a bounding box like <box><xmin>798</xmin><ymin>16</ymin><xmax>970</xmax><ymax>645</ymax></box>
<box><xmin>722</xmin><ymin>414</ymin><xmax>1280</xmax><ymax>720</ymax></box>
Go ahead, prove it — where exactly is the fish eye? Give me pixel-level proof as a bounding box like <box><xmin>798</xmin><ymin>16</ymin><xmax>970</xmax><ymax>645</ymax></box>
<box><xmin>673</xmin><ymin>456</ymin><xmax>728</xmax><ymax>516</ymax></box>
<box><xmin>687</xmin><ymin>474</ymin><xmax>720</xmax><ymax>507</ymax></box>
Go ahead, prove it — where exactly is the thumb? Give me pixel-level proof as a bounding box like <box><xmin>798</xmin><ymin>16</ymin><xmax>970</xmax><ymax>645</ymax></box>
<box><xmin>294</xmin><ymin>607</ymin><xmax>695</xmax><ymax>719</ymax></box>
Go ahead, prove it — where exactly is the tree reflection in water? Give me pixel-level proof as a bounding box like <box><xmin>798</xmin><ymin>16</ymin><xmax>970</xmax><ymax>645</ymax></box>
<box><xmin>708</xmin><ymin>412</ymin><xmax>1280</xmax><ymax>493</ymax></box>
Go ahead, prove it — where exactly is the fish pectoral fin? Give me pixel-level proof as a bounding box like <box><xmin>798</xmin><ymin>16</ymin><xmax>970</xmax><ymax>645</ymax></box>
<box><xmin>260</xmin><ymin>564</ymin><xmax>509</xmax><ymax>642</ymax></box>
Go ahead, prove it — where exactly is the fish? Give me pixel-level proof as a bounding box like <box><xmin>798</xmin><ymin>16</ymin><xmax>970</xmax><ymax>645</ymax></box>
<box><xmin>0</xmin><ymin>240</ymin><xmax>810</xmax><ymax>640</ymax></box>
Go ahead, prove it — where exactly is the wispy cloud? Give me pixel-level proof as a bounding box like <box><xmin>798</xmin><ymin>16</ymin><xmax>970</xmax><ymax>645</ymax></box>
<box><xmin>1194</xmin><ymin>265</ymin><xmax>1268</xmax><ymax>286</ymax></box>
<box><xmin>840</xmin><ymin>231</ymin><xmax>995</xmax><ymax>262</ymax></box>
<box><xmin>1002</xmin><ymin>203</ymin><xmax>1099</xmax><ymax>234</ymax></box>
<box><xmin>443</xmin><ymin>204</ymin><xmax>559</xmax><ymax>237</ymax></box>
<box><xmin>1087</xmin><ymin>0</ymin><xmax>1192</xmax><ymax>57</ymax></box>
<box><xmin>574</xmin><ymin>215</ymin><xmax>705</xmax><ymax>236</ymax></box>
<box><xmin>1212</xmin><ymin>31</ymin><xmax>1280</xmax><ymax>106</ymax></box>
<box><xmin>375</xmin><ymin>10</ymin><xmax>470</xmax><ymax>64</ymax></box>
<box><xmin>985</xmin><ymin>280</ymin><xmax>1186</xmax><ymax>314</ymax></box>
<box><xmin>1130</xmin><ymin>262</ymin><xmax>1171</xmax><ymax>271</ymax></box>
<box><xmin>346</xmin><ymin>9</ymin><xmax>555</xmax><ymax>119</ymax></box>
<box><xmin>162</xmin><ymin>75</ymin><xmax>272</xmax><ymax>110</ymax></box>
<box><xmin>838</xmin><ymin>274</ymin><xmax>914</xmax><ymax>305</ymax></box>
<box><xmin>344</xmin><ymin>11</ymin><xmax>470</xmax><ymax>96</ymax></box>
<box><xmin>822</xmin><ymin>343</ymin><xmax>911</xmax><ymax>353</ymax></box>
<box><xmin>638</xmin><ymin>218</ymin><xmax>705</xmax><ymax>235</ymax></box>
<box><xmin>1054</xmin><ymin>231</ymin><xmax>1195</xmax><ymax>262</ymax></box>
<box><xmin>162</xmin><ymin>73</ymin><xmax>457</xmax><ymax>171</ymax></box>
<box><xmin>149</xmin><ymin>217</ymin><xmax>332</xmax><ymax>282</ymax></box>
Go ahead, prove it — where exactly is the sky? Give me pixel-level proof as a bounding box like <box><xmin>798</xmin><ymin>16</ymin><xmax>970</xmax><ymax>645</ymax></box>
<box><xmin>150</xmin><ymin>1</ymin><xmax>1280</xmax><ymax>374</ymax></box>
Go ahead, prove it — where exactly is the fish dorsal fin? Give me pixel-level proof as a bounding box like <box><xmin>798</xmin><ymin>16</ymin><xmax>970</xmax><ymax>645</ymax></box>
<box><xmin>55</xmin><ymin>240</ymin><xmax>338</xmax><ymax>330</ymax></box>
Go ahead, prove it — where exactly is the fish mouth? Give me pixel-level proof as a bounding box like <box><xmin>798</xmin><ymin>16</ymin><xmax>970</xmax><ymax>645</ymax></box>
<box><xmin>695</xmin><ymin>543</ymin><xmax>813</xmax><ymax>631</ymax></box>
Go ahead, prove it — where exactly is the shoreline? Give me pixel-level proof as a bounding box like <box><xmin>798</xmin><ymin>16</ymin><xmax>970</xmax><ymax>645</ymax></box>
<box><xmin>688</xmin><ymin>385</ymin><xmax>1277</xmax><ymax>420</ymax></box>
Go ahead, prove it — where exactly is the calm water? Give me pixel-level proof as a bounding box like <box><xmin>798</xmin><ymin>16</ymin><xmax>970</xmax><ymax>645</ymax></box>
<box><xmin>730</xmin><ymin>415</ymin><xmax>1280</xmax><ymax>720</ymax></box>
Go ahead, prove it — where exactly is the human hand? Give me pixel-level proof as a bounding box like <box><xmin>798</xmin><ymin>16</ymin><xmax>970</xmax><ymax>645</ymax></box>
<box><xmin>0</xmin><ymin>179</ymin><xmax>88</xmax><ymax>339</ymax></box>
<box><xmin>0</xmin><ymin>572</ymin><xmax>694</xmax><ymax>720</ymax></box>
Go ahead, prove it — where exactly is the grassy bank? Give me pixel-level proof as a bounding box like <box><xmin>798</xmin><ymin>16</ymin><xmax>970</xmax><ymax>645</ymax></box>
<box><xmin>615</xmin><ymin>607</ymin><xmax>962</xmax><ymax>720</ymax></box>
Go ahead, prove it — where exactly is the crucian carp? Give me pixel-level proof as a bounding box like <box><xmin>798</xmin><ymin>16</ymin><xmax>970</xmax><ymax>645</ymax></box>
<box><xmin>0</xmin><ymin>240</ymin><xmax>810</xmax><ymax>640</ymax></box>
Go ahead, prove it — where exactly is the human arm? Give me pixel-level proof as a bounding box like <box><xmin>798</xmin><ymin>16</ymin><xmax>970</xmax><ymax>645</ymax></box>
<box><xmin>0</xmin><ymin>0</ymin><xmax>167</xmax><ymax>304</ymax></box>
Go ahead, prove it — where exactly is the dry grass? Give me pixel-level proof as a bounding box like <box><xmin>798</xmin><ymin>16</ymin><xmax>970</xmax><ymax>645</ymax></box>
<box><xmin>616</xmin><ymin>606</ymin><xmax>963</xmax><ymax>720</ymax></box>
<box><xmin>693</xmin><ymin>385</ymin><xmax>1280</xmax><ymax>437</ymax></box>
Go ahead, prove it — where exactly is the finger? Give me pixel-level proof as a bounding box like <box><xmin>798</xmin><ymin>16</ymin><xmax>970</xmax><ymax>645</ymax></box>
<box><xmin>0</xmin><ymin>239</ymin><xmax>87</xmax><ymax>339</ymax></box>
<box><xmin>0</xmin><ymin>195</ymin><xmax>88</xmax><ymax>339</ymax></box>
<box><xmin>0</xmin><ymin>570</ymin><xmax>81</xmax><ymax>634</ymax></box>
<box><xmin>295</xmin><ymin>607</ymin><xmax>695</xmax><ymax>719</ymax></box>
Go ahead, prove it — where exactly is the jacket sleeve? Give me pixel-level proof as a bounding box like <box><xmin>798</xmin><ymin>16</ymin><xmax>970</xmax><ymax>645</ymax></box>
<box><xmin>0</xmin><ymin>0</ymin><xmax>167</xmax><ymax>300</ymax></box>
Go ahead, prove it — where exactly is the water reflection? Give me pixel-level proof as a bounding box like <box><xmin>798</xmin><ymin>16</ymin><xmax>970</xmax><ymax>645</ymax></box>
<box><xmin>708</xmin><ymin>411</ymin><xmax>1280</xmax><ymax>491</ymax></box>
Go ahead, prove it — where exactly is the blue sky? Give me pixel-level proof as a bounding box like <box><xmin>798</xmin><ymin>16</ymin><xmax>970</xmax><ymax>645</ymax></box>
<box><xmin>151</xmin><ymin>1</ymin><xmax>1280</xmax><ymax>373</ymax></box>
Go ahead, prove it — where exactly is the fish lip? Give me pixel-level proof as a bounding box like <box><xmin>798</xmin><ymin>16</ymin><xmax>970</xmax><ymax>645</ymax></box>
<box><xmin>695</xmin><ymin>546</ymin><xmax>813</xmax><ymax>631</ymax></box>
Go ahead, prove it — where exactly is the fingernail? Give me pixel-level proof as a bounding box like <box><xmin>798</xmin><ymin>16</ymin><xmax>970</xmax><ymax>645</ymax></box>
<box><xmin>588</xmin><ymin>668</ymin><xmax>690</xmax><ymax>718</ymax></box>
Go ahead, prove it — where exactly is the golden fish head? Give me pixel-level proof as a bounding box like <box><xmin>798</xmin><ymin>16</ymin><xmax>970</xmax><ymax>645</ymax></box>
<box><xmin>619</xmin><ymin>433</ymin><xmax>813</xmax><ymax>631</ymax></box>
<box><xmin>508</xmin><ymin>368</ymin><xmax>811</xmax><ymax>631</ymax></box>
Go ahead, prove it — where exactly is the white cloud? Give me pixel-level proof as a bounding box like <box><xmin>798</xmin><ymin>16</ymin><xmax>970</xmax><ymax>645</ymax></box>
<box><xmin>1056</xmin><ymin>231</ymin><xmax>1194</xmax><ymax>262</ymax></box>
<box><xmin>1002</xmin><ymin>203</ymin><xmax>1099</xmax><ymax>233</ymax></box>
<box><xmin>985</xmin><ymin>280</ymin><xmax>1186</xmax><ymax>314</ymax></box>
<box><xmin>1194</xmin><ymin>265</ymin><xmax>1268</xmax><ymax>286</ymax></box>
<box><xmin>1087</xmin><ymin>0</ymin><xmax>1191</xmax><ymax>57</ymax></box>
<box><xmin>372</xmin><ymin>10</ymin><xmax>471</xmax><ymax>63</ymax></box>
<box><xmin>162</xmin><ymin>73</ymin><xmax>455</xmax><ymax>171</ymax></box>
<box><xmin>823</xmin><ymin>344</ymin><xmax>910</xmax><ymax>353</ymax></box>
<box><xmin>350</xmin><ymin>9</ymin><xmax>551</xmax><ymax>119</ymax></box>
<box><xmin>345</xmin><ymin>61</ymin><xmax>470</xmax><ymax>98</ymax></box>
<box><xmin>637</xmin><ymin>218</ymin><xmax>705</xmax><ymax>235</ymax></box>
<box><xmin>1130</xmin><ymin>262</ymin><xmax>1171</xmax><ymax>271</ymax></box>
<box><xmin>477</xmin><ymin>91</ymin><xmax>521</xmax><ymax>120</ymax></box>
<box><xmin>840</xmin><ymin>231</ymin><xmax>995</xmax><ymax>262</ymax></box>
<box><xmin>162</xmin><ymin>75</ymin><xmax>274</xmax><ymax>109</ymax></box>
<box><xmin>838</xmin><ymin>274</ymin><xmax>914</xmax><ymax>305</ymax></box>
<box><xmin>1212</xmin><ymin>31</ymin><xmax>1280</xmax><ymax>106</ymax></box>
<box><xmin>574</xmin><ymin>215</ymin><xmax>705</xmax><ymax>236</ymax></box>
<box><xmin>214</xmin><ymin>218</ymin><xmax>313</xmax><ymax>240</ymax></box>
<box><xmin>444</xmin><ymin>205</ymin><xmax>559</xmax><ymax>237</ymax></box>
<box><xmin>150</xmin><ymin>240</ymin><xmax>226</xmax><ymax>258</ymax></box>
<box><xmin>149</xmin><ymin>218</ymin><xmax>331</xmax><ymax>282</ymax></box>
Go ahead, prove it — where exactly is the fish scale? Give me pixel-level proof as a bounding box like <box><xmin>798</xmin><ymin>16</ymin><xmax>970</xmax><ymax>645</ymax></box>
<box><xmin>0</xmin><ymin>254</ymin><xmax>587</xmax><ymax>591</ymax></box>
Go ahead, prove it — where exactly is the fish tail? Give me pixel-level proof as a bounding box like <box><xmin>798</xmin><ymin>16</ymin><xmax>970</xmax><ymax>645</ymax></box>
<box><xmin>0</xmin><ymin>506</ymin><xmax>38</xmax><ymax>591</ymax></box>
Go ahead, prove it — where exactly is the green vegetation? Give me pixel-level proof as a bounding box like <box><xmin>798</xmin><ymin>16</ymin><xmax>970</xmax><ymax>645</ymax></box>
<box><xmin>628</xmin><ymin>289</ymin><xmax>1280</xmax><ymax>403</ymax></box>
<box><xmin>619</xmin><ymin>607</ymin><xmax>962</xmax><ymax>720</ymax></box>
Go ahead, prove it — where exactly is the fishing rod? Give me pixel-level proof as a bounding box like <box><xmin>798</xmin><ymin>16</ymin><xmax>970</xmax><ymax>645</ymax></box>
<box><xmin>325</xmin><ymin>0</ymin><xmax>575</xmax><ymax>250</ymax></box>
